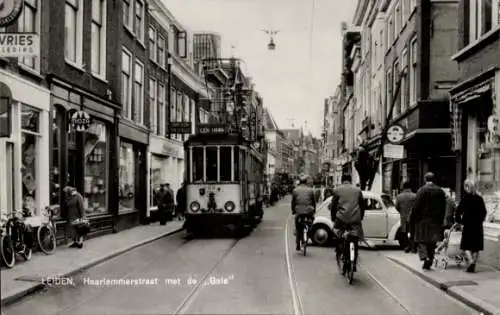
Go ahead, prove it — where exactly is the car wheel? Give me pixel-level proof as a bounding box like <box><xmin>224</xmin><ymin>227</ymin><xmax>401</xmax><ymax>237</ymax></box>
<box><xmin>311</xmin><ymin>224</ymin><xmax>332</xmax><ymax>247</ymax></box>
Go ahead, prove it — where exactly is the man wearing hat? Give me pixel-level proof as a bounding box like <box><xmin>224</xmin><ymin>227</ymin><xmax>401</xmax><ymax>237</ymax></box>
<box><xmin>63</xmin><ymin>186</ymin><xmax>85</xmax><ymax>248</ymax></box>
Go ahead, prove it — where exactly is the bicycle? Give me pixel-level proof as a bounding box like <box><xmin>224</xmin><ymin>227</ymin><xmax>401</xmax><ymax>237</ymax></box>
<box><xmin>2</xmin><ymin>210</ymin><xmax>33</xmax><ymax>267</ymax></box>
<box><xmin>37</xmin><ymin>205</ymin><xmax>59</xmax><ymax>254</ymax></box>
<box><xmin>296</xmin><ymin>214</ymin><xmax>314</xmax><ymax>256</ymax></box>
<box><xmin>335</xmin><ymin>225</ymin><xmax>359</xmax><ymax>285</ymax></box>
<box><xmin>0</xmin><ymin>213</ymin><xmax>15</xmax><ymax>268</ymax></box>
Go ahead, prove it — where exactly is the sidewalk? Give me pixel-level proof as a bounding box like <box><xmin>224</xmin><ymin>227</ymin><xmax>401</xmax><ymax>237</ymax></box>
<box><xmin>387</xmin><ymin>252</ymin><xmax>500</xmax><ymax>315</ymax></box>
<box><xmin>1</xmin><ymin>221</ymin><xmax>183</xmax><ymax>306</ymax></box>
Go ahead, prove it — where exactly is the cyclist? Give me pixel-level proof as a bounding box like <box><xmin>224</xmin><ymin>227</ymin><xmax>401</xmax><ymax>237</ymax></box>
<box><xmin>291</xmin><ymin>175</ymin><xmax>316</xmax><ymax>251</ymax></box>
<box><xmin>329</xmin><ymin>174</ymin><xmax>365</xmax><ymax>271</ymax></box>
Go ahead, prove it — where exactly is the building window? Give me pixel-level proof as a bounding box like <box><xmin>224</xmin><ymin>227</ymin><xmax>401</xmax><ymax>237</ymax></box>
<box><xmin>84</xmin><ymin>121</ymin><xmax>108</xmax><ymax>215</ymax></box>
<box><xmin>119</xmin><ymin>141</ymin><xmax>135</xmax><ymax>212</ymax></box>
<box><xmin>123</xmin><ymin>0</ymin><xmax>132</xmax><ymax>29</ymax></box>
<box><xmin>121</xmin><ymin>49</ymin><xmax>132</xmax><ymax>119</ymax></box>
<box><xmin>468</xmin><ymin>0</ymin><xmax>500</xmax><ymax>43</ymax></box>
<box><xmin>409</xmin><ymin>37</ymin><xmax>418</xmax><ymax>106</ymax></box>
<box><xmin>386</xmin><ymin>70</ymin><xmax>392</xmax><ymax>118</ymax></box>
<box><xmin>134</xmin><ymin>61</ymin><xmax>144</xmax><ymax>124</ymax></box>
<box><xmin>21</xmin><ymin>105</ymin><xmax>40</xmax><ymax>215</ymax></box>
<box><xmin>91</xmin><ymin>0</ymin><xmax>106</xmax><ymax>76</ymax></box>
<box><xmin>149</xmin><ymin>78</ymin><xmax>157</xmax><ymax>133</ymax></box>
<box><xmin>134</xmin><ymin>0</ymin><xmax>144</xmax><ymax>42</ymax></box>
<box><xmin>18</xmin><ymin>0</ymin><xmax>39</xmax><ymax>70</ymax></box>
<box><xmin>65</xmin><ymin>0</ymin><xmax>83</xmax><ymax>65</ymax></box>
<box><xmin>401</xmin><ymin>48</ymin><xmax>408</xmax><ymax>114</ymax></box>
<box><xmin>157</xmin><ymin>83</ymin><xmax>165</xmax><ymax>135</ymax></box>
<box><xmin>395</xmin><ymin>3</ymin><xmax>402</xmax><ymax>35</ymax></box>
<box><xmin>170</xmin><ymin>87</ymin><xmax>176</xmax><ymax>125</ymax></box>
<box><xmin>393</xmin><ymin>60</ymin><xmax>400</xmax><ymax>116</ymax></box>
<box><xmin>157</xmin><ymin>35</ymin><xmax>166</xmax><ymax>67</ymax></box>
<box><xmin>149</xmin><ymin>27</ymin><xmax>156</xmax><ymax>61</ymax></box>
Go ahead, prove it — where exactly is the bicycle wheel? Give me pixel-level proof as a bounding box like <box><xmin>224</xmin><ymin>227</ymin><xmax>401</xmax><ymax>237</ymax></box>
<box><xmin>347</xmin><ymin>241</ymin><xmax>355</xmax><ymax>284</ymax></box>
<box><xmin>1</xmin><ymin>234</ymin><xmax>15</xmax><ymax>268</ymax></box>
<box><xmin>37</xmin><ymin>225</ymin><xmax>56</xmax><ymax>254</ymax></box>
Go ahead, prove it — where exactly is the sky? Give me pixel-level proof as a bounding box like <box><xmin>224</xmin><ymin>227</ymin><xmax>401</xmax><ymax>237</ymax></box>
<box><xmin>162</xmin><ymin>0</ymin><xmax>357</xmax><ymax>137</ymax></box>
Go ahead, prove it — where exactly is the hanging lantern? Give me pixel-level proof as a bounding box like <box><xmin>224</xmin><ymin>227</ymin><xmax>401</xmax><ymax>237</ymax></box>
<box><xmin>268</xmin><ymin>38</ymin><xmax>276</xmax><ymax>50</ymax></box>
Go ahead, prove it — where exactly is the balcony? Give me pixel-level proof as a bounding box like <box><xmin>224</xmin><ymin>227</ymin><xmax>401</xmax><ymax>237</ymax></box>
<box><xmin>202</xmin><ymin>59</ymin><xmax>229</xmax><ymax>84</ymax></box>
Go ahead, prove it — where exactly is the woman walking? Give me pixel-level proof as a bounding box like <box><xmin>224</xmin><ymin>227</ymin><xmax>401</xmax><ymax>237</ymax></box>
<box><xmin>455</xmin><ymin>180</ymin><xmax>487</xmax><ymax>273</ymax></box>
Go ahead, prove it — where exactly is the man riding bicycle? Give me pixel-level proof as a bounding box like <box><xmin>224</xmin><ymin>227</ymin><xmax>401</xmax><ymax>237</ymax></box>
<box><xmin>291</xmin><ymin>175</ymin><xmax>316</xmax><ymax>251</ymax></box>
<box><xmin>329</xmin><ymin>174</ymin><xmax>365</xmax><ymax>271</ymax></box>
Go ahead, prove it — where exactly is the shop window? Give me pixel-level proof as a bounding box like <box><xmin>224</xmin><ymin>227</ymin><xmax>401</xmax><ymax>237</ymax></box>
<box><xmin>206</xmin><ymin>146</ymin><xmax>217</xmax><ymax>182</ymax></box>
<box><xmin>119</xmin><ymin>141</ymin><xmax>135</xmax><ymax>211</ymax></box>
<box><xmin>220</xmin><ymin>147</ymin><xmax>232</xmax><ymax>181</ymax></box>
<box><xmin>192</xmin><ymin>147</ymin><xmax>203</xmax><ymax>182</ymax></box>
<box><xmin>21</xmin><ymin>105</ymin><xmax>40</xmax><ymax>216</ymax></box>
<box><xmin>51</xmin><ymin>108</ymin><xmax>63</xmax><ymax>207</ymax></box>
<box><xmin>84</xmin><ymin>121</ymin><xmax>108</xmax><ymax>215</ymax></box>
<box><xmin>150</xmin><ymin>155</ymin><xmax>168</xmax><ymax>207</ymax></box>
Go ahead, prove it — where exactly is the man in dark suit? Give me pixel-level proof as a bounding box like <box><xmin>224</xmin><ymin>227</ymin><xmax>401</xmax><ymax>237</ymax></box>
<box><xmin>395</xmin><ymin>181</ymin><xmax>417</xmax><ymax>253</ymax></box>
<box><xmin>410</xmin><ymin>172</ymin><xmax>446</xmax><ymax>270</ymax></box>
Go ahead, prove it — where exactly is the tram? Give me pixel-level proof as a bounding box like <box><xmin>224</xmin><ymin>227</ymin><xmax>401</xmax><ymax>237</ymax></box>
<box><xmin>183</xmin><ymin>133</ymin><xmax>265</xmax><ymax>235</ymax></box>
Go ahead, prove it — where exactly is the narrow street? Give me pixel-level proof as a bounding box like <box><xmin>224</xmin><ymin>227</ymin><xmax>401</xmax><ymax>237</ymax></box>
<box><xmin>3</xmin><ymin>199</ymin><xmax>479</xmax><ymax>315</ymax></box>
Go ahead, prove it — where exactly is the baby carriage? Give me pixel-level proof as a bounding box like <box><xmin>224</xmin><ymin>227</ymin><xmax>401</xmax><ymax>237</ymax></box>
<box><xmin>433</xmin><ymin>223</ymin><xmax>467</xmax><ymax>269</ymax></box>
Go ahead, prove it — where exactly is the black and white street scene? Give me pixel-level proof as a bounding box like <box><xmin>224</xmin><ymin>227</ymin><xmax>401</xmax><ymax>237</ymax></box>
<box><xmin>1</xmin><ymin>0</ymin><xmax>500</xmax><ymax>314</ymax></box>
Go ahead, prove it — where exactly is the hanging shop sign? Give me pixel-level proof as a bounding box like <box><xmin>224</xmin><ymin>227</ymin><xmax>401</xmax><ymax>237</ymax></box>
<box><xmin>0</xmin><ymin>0</ymin><xmax>24</xmax><ymax>27</ymax></box>
<box><xmin>386</xmin><ymin>124</ymin><xmax>405</xmax><ymax>144</ymax></box>
<box><xmin>167</xmin><ymin>121</ymin><xmax>192</xmax><ymax>134</ymax></box>
<box><xmin>0</xmin><ymin>82</ymin><xmax>12</xmax><ymax>137</ymax></box>
<box><xmin>383</xmin><ymin>144</ymin><xmax>404</xmax><ymax>159</ymax></box>
<box><xmin>71</xmin><ymin>110</ymin><xmax>92</xmax><ymax>131</ymax></box>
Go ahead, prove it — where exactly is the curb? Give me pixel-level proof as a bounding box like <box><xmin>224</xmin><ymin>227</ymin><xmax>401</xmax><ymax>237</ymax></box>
<box><xmin>387</xmin><ymin>256</ymin><xmax>499</xmax><ymax>315</ymax></box>
<box><xmin>1</xmin><ymin>227</ymin><xmax>184</xmax><ymax>307</ymax></box>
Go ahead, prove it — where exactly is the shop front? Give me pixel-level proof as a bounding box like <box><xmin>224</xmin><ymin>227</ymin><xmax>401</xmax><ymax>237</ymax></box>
<box><xmin>118</xmin><ymin>120</ymin><xmax>149</xmax><ymax>229</ymax></box>
<box><xmin>147</xmin><ymin>135</ymin><xmax>184</xmax><ymax>221</ymax></box>
<box><xmin>450</xmin><ymin>69</ymin><xmax>500</xmax><ymax>268</ymax></box>
<box><xmin>0</xmin><ymin>70</ymin><xmax>50</xmax><ymax>219</ymax></box>
<box><xmin>49</xmin><ymin>78</ymin><xmax>120</xmax><ymax>241</ymax></box>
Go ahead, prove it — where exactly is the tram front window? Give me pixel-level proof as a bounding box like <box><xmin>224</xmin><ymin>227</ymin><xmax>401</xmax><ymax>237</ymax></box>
<box><xmin>220</xmin><ymin>147</ymin><xmax>232</xmax><ymax>181</ymax></box>
<box><xmin>193</xmin><ymin>147</ymin><xmax>204</xmax><ymax>182</ymax></box>
<box><xmin>206</xmin><ymin>146</ymin><xmax>218</xmax><ymax>181</ymax></box>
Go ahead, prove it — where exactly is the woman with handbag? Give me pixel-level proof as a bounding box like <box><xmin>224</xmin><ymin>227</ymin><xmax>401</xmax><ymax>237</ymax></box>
<box><xmin>63</xmin><ymin>186</ymin><xmax>88</xmax><ymax>249</ymax></box>
<box><xmin>455</xmin><ymin>179</ymin><xmax>487</xmax><ymax>273</ymax></box>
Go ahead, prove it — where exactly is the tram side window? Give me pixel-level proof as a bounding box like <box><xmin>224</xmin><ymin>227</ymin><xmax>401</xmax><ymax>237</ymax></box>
<box><xmin>193</xmin><ymin>147</ymin><xmax>204</xmax><ymax>182</ymax></box>
<box><xmin>234</xmin><ymin>147</ymin><xmax>240</xmax><ymax>181</ymax></box>
<box><xmin>206</xmin><ymin>146</ymin><xmax>218</xmax><ymax>181</ymax></box>
<box><xmin>220</xmin><ymin>147</ymin><xmax>232</xmax><ymax>182</ymax></box>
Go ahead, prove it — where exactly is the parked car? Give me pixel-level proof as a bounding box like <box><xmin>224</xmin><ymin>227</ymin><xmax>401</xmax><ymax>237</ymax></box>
<box><xmin>310</xmin><ymin>191</ymin><xmax>403</xmax><ymax>248</ymax></box>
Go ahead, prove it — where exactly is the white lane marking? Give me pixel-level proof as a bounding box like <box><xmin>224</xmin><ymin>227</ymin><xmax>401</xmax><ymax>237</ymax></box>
<box><xmin>285</xmin><ymin>214</ymin><xmax>303</xmax><ymax>315</ymax></box>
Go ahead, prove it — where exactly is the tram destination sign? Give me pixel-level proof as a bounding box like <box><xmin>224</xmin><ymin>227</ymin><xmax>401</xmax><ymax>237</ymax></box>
<box><xmin>196</xmin><ymin>123</ymin><xmax>229</xmax><ymax>135</ymax></box>
<box><xmin>168</xmin><ymin>122</ymin><xmax>192</xmax><ymax>134</ymax></box>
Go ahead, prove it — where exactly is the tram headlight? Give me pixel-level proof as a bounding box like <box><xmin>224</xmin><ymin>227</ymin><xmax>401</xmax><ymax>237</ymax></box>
<box><xmin>224</xmin><ymin>201</ymin><xmax>235</xmax><ymax>212</ymax></box>
<box><xmin>190</xmin><ymin>201</ymin><xmax>200</xmax><ymax>212</ymax></box>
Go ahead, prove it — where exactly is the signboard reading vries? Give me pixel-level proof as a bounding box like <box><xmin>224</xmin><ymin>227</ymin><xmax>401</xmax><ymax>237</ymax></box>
<box><xmin>0</xmin><ymin>0</ymin><xmax>39</xmax><ymax>57</ymax></box>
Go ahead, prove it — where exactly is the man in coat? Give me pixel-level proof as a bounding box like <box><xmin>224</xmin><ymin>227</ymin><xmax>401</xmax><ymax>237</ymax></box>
<box><xmin>395</xmin><ymin>181</ymin><xmax>417</xmax><ymax>253</ymax></box>
<box><xmin>176</xmin><ymin>181</ymin><xmax>186</xmax><ymax>220</ymax></box>
<box><xmin>291</xmin><ymin>175</ymin><xmax>316</xmax><ymax>251</ymax></box>
<box><xmin>63</xmin><ymin>186</ymin><xmax>85</xmax><ymax>248</ymax></box>
<box><xmin>410</xmin><ymin>172</ymin><xmax>446</xmax><ymax>270</ymax></box>
<box><xmin>156</xmin><ymin>184</ymin><xmax>170</xmax><ymax>225</ymax></box>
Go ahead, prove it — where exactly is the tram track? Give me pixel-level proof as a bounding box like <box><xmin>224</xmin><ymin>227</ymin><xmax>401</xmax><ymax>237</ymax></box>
<box><xmin>285</xmin><ymin>213</ymin><xmax>305</xmax><ymax>315</ymax></box>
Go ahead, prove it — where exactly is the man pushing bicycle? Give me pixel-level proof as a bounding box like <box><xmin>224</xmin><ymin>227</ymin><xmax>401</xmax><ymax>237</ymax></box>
<box><xmin>329</xmin><ymin>174</ymin><xmax>365</xmax><ymax>272</ymax></box>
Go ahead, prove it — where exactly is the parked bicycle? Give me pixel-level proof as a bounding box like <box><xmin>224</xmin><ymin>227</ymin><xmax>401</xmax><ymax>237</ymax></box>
<box><xmin>0</xmin><ymin>213</ymin><xmax>15</xmax><ymax>267</ymax></box>
<box><xmin>36</xmin><ymin>205</ymin><xmax>59</xmax><ymax>254</ymax></box>
<box><xmin>0</xmin><ymin>210</ymin><xmax>33</xmax><ymax>268</ymax></box>
<box><xmin>336</xmin><ymin>225</ymin><xmax>359</xmax><ymax>285</ymax></box>
<box><xmin>297</xmin><ymin>214</ymin><xmax>314</xmax><ymax>256</ymax></box>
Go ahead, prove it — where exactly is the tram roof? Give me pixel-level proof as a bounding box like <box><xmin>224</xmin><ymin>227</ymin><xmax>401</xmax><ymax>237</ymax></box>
<box><xmin>184</xmin><ymin>133</ymin><xmax>250</xmax><ymax>147</ymax></box>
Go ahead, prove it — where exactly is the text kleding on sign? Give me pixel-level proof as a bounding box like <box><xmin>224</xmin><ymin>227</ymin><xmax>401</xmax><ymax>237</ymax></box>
<box><xmin>0</xmin><ymin>33</ymin><xmax>39</xmax><ymax>57</ymax></box>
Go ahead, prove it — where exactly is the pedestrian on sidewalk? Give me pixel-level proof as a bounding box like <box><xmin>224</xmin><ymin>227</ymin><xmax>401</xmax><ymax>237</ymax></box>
<box><xmin>166</xmin><ymin>183</ymin><xmax>175</xmax><ymax>221</ymax></box>
<box><xmin>156</xmin><ymin>184</ymin><xmax>170</xmax><ymax>225</ymax></box>
<box><xmin>395</xmin><ymin>181</ymin><xmax>417</xmax><ymax>253</ymax></box>
<box><xmin>410</xmin><ymin>172</ymin><xmax>446</xmax><ymax>270</ymax></box>
<box><xmin>176</xmin><ymin>181</ymin><xmax>186</xmax><ymax>220</ymax></box>
<box><xmin>455</xmin><ymin>179</ymin><xmax>487</xmax><ymax>273</ymax></box>
<box><xmin>64</xmin><ymin>186</ymin><xmax>87</xmax><ymax>249</ymax></box>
